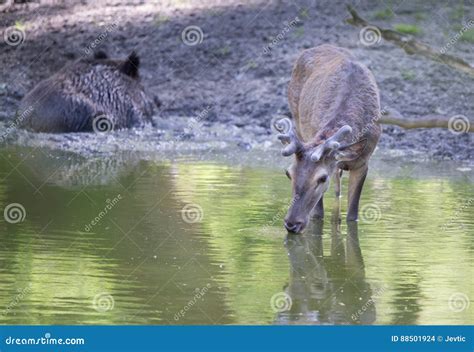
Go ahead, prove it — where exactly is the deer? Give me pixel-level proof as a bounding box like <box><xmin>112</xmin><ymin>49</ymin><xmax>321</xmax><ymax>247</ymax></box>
<box><xmin>275</xmin><ymin>44</ymin><xmax>381</xmax><ymax>233</ymax></box>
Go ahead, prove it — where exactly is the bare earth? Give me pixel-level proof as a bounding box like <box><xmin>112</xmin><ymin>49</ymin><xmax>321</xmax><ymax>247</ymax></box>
<box><xmin>0</xmin><ymin>0</ymin><xmax>472</xmax><ymax>161</ymax></box>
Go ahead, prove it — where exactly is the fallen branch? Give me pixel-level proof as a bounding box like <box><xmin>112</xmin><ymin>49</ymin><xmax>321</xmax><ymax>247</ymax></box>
<box><xmin>346</xmin><ymin>5</ymin><xmax>474</xmax><ymax>76</ymax></box>
<box><xmin>378</xmin><ymin>108</ymin><xmax>473</xmax><ymax>132</ymax></box>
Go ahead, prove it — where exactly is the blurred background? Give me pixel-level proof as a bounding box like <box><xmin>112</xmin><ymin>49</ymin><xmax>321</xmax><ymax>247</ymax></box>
<box><xmin>0</xmin><ymin>0</ymin><xmax>473</xmax><ymax>159</ymax></box>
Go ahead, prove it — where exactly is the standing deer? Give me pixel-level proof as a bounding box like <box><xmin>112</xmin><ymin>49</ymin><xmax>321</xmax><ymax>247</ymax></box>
<box><xmin>275</xmin><ymin>45</ymin><xmax>381</xmax><ymax>233</ymax></box>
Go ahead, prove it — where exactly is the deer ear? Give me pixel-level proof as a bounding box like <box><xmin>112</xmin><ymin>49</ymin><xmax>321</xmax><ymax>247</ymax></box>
<box><xmin>335</xmin><ymin>139</ymin><xmax>368</xmax><ymax>161</ymax></box>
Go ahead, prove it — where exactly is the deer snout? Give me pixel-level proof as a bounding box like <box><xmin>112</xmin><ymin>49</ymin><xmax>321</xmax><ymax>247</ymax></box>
<box><xmin>284</xmin><ymin>217</ymin><xmax>306</xmax><ymax>233</ymax></box>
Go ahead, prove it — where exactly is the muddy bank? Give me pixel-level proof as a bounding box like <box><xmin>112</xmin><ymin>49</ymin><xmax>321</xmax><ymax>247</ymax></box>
<box><xmin>3</xmin><ymin>116</ymin><xmax>473</xmax><ymax>179</ymax></box>
<box><xmin>0</xmin><ymin>0</ymin><xmax>472</xmax><ymax>160</ymax></box>
<box><xmin>2</xmin><ymin>132</ymin><xmax>472</xmax><ymax>195</ymax></box>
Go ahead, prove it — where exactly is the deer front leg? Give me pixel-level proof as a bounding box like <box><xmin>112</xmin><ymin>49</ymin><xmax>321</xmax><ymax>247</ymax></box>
<box><xmin>331</xmin><ymin>169</ymin><xmax>342</xmax><ymax>223</ymax></box>
<box><xmin>334</xmin><ymin>169</ymin><xmax>342</xmax><ymax>198</ymax></box>
<box><xmin>347</xmin><ymin>164</ymin><xmax>368</xmax><ymax>222</ymax></box>
<box><xmin>311</xmin><ymin>197</ymin><xmax>324</xmax><ymax>219</ymax></box>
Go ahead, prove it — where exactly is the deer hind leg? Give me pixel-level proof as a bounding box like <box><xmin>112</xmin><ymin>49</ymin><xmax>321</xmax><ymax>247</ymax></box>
<box><xmin>347</xmin><ymin>164</ymin><xmax>368</xmax><ymax>222</ymax></box>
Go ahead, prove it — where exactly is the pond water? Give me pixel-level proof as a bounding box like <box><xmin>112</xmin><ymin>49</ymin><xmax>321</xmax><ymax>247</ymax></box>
<box><xmin>0</xmin><ymin>146</ymin><xmax>472</xmax><ymax>325</ymax></box>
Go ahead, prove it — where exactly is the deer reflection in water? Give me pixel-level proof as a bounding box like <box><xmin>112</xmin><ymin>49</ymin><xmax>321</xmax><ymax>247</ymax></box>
<box><xmin>275</xmin><ymin>206</ymin><xmax>377</xmax><ymax>325</ymax></box>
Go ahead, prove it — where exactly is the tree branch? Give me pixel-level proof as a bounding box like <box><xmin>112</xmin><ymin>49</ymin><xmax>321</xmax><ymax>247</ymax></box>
<box><xmin>378</xmin><ymin>108</ymin><xmax>473</xmax><ymax>132</ymax></box>
<box><xmin>346</xmin><ymin>5</ymin><xmax>474</xmax><ymax>76</ymax></box>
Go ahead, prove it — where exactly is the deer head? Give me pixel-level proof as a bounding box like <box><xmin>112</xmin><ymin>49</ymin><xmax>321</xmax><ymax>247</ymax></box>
<box><xmin>275</xmin><ymin>118</ymin><xmax>367</xmax><ymax>233</ymax></box>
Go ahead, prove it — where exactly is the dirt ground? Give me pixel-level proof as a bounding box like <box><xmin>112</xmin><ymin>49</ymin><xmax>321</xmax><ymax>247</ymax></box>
<box><xmin>0</xmin><ymin>0</ymin><xmax>472</xmax><ymax>161</ymax></box>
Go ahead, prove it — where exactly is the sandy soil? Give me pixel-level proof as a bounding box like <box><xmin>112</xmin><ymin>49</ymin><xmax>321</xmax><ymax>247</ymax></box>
<box><xmin>0</xmin><ymin>0</ymin><xmax>472</xmax><ymax>161</ymax></box>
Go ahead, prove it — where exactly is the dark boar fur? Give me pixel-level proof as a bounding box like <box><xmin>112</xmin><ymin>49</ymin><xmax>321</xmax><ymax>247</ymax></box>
<box><xmin>17</xmin><ymin>51</ymin><xmax>155</xmax><ymax>133</ymax></box>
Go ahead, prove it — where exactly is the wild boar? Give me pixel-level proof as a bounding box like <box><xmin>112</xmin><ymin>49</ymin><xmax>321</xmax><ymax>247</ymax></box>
<box><xmin>17</xmin><ymin>51</ymin><xmax>155</xmax><ymax>133</ymax></box>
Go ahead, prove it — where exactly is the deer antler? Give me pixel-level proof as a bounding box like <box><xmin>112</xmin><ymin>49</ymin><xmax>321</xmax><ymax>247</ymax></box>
<box><xmin>274</xmin><ymin>118</ymin><xmax>303</xmax><ymax>157</ymax></box>
<box><xmin>310</xmin><ymin>125</ymin><xmax>352</xmax><ymax>162</ymax></box>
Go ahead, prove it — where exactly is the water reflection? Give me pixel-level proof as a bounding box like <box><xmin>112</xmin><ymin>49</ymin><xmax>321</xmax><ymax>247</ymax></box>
<box><xmin>277</xmin><ymin>206</ymin><xmax>376</xmax><ymax>325</ymax></box>
<box><xmin>9</xmin><ymin>148</ymin><xmax>140</xmax><ymax>188</ymax></box>
<box><xmin>0</xmin><ymin>147</ymin><xmax>473</xmax><ymax>325</ymax></box>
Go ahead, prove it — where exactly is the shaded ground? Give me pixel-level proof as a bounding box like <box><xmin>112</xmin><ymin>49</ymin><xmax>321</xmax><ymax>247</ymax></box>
<box><xmin>0</xmin><ymin>0</ymin><xmax>472</xmax><ymax>161</ymax></box>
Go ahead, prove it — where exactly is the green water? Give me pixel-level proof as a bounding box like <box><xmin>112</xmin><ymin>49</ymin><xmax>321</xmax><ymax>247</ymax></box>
<box><xmin>0</xmin><ymin>147</ymin><xmax>472</xmax><ymax>325</ymax></box>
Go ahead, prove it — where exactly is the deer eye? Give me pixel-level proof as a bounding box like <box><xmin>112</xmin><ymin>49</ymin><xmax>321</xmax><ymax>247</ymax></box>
<box><xmin>285</xmin><ymin>169</ymin><xmax>292</xmax><ymax>180</ymax></box>
<box><xmin>317</xmin><ymin>175</ymin><xmax>328</xmax><ymax>184</ymax></box>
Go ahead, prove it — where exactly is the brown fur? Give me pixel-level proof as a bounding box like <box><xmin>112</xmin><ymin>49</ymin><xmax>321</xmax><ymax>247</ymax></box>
<box><xmin>288</xmin><ymin>44</ymin><xmax>381</xmax><ymax>163</ymax></box>
<box><xmin>282</xmin><ymin>45</ymin><xmax>381</xmax><ymax>232</ymax></box>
